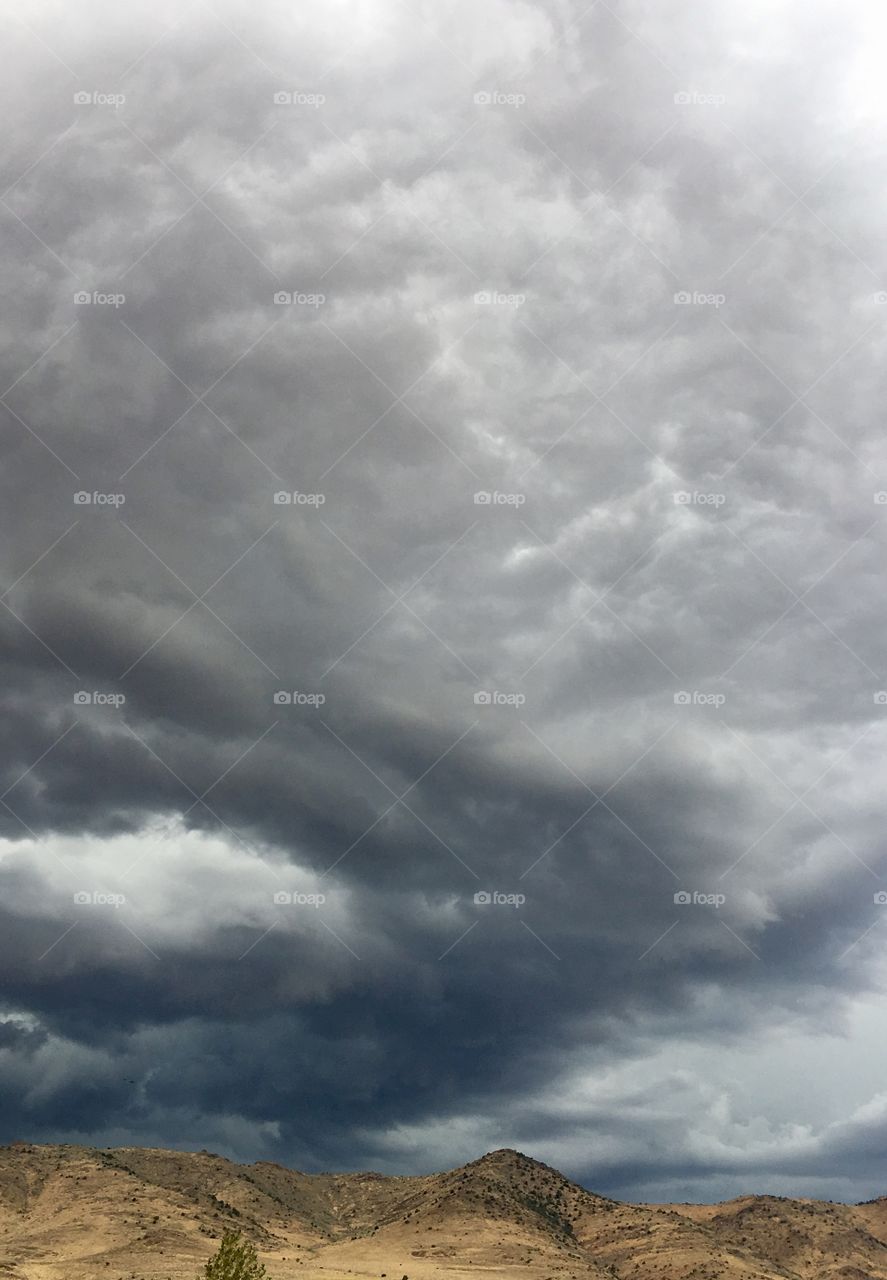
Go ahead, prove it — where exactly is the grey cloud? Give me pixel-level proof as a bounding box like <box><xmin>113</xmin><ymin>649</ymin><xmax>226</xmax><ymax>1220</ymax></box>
<box><xmin>1</xmin><ymin>0</ymin><xmax>887</xmax><ymax>1204</ymax></box>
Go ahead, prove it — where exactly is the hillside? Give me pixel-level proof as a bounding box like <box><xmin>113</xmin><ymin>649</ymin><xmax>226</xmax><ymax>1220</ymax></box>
<box><xmin>1</xmin><ymin>1143</ymin><xmax>887</xmax><ymax>1280</ymax></box>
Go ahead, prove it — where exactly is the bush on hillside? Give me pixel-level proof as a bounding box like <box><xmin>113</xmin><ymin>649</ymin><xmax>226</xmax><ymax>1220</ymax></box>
<box><xmin>199</xmin><ymin>1231</ymin><xmax>267</xmax><ymax>1280</ymax></box>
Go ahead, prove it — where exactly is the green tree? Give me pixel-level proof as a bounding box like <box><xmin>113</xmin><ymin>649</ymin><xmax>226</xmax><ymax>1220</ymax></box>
<box><xmin>200</xmin><ymin>1231</ymin><xmax>267</xmax><ymax>1280</ymax></box>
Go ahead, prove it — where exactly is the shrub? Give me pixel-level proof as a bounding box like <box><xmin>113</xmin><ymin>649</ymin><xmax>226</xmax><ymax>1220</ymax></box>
<box><xmin>199</xmin><ymin>1232</ymin><xmax>267</xmax><ymax>1280</ymax></box>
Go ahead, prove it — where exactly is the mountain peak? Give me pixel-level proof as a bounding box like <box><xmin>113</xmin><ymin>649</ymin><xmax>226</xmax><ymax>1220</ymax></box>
<box><xmin>1</xmin><ymin>1143</ymin><xmax>885</xmax><ymax>1280</ymax></box>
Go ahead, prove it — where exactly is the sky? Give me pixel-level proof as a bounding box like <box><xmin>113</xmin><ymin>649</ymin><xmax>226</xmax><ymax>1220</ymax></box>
<box><xmin>2</xmin><ymin>0</ymin><xmax>887</xmax><ymax>1205</ymax></box>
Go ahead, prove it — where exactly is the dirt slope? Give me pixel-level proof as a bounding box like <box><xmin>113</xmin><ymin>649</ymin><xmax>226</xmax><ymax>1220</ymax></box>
<box><xmin>1</xmin><ymin>1142</ymin><xmax>885</xmax><ymax>1280</ymax></box>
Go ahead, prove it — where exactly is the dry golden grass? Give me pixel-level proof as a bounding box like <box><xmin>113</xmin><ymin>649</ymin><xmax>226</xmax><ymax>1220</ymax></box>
<box><xmin>2</xmin><ymin>1144</ymin><xmax>886</xmax><ymax>1280</ymax></box>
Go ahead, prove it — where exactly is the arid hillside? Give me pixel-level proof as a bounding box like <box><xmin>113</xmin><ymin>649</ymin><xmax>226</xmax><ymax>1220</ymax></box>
<box><xmin>1</xmin><ymin>1143</ymin><xmax>886</xmax><ymax>1280</ymax></box>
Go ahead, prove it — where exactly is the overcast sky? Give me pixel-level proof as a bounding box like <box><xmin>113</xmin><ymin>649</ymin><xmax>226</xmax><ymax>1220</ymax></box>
<box><xmin>2</xmin><ymin>0</ymin><xmax>887</xmax><ymax>1204</ymax></box>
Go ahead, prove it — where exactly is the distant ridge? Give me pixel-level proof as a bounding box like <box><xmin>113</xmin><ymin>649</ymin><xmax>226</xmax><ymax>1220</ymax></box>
<box><xmin>1</xmin><ymin>1142</ymin><xmax>887</xmax><ymax>1280</ymax></box>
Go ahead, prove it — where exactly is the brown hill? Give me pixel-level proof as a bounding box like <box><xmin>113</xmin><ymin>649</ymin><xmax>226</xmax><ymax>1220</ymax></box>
<box><xmin>1</xmin><ymin>1143</ymin><xmax>886</xmax><ymax>1280</ymax></box>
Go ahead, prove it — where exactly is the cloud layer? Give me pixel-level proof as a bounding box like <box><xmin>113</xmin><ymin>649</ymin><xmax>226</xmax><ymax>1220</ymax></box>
<box><xmin>2</xmin><ymin>0</ymin><xmax>887</xmax><ymax>1201</ymax></box>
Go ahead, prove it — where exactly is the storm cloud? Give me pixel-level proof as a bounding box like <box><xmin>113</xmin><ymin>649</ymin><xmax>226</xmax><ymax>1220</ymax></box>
<box><xmin>2</xmin><ymin>0</ymin><xmax>887</xmax><ymax>1202</ymax></box>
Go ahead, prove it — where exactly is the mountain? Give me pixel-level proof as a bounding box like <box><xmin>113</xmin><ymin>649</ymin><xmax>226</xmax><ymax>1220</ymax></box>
<box><xmin>2</xmin><ymin>1143</ymin><xmax>887</xmax><ymax>1280</ymax></box>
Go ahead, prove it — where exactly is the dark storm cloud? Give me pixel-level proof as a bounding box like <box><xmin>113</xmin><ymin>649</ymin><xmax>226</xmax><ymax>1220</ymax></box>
<box><xmin>2</xmin><ymin>0</ymin><xmax>887</xmax><ymax>1200</ymax></box>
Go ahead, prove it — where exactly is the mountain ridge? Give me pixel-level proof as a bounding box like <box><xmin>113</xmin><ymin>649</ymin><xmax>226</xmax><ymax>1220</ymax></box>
<box><xmin>2</xmin><ymin>1143</ymin><xmax>887</xmax><ymax>1280</ymax></box>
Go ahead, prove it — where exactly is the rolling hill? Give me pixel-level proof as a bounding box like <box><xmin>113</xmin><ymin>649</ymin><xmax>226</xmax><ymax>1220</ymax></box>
<box><xmin>1</xmin><ymin>1143</ymin><xmax>886</xmax><ymax>1280</ymax></box>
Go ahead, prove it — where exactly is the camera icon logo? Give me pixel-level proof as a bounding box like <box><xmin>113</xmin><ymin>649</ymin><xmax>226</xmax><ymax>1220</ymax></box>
<box><xmin>473</xmin><ymin>491</ymin><xmax>492</xmax><ymax>505</ymax></box>
<box><xmin>273</xmin><ymin>491</ymin><xmax>292</xmax><ymax>504</ymax></box>
<box><xmin>674</xmin><ymin>91</ymin><xmax>692</xmax><ymax>105</ymax></box>
<box><xmin>473</xmin><ymin>91</ymin><xmax>492</xmax><ymax>105</ymax></box>
<box><xmin>874</xmin><ymin>292</ymin><xmax>887</xmax><ymax>305</ymax></box>
<box><xmin>273</xmin><ymin>91</ymin><xmax>292</xmax><ymax>105</ymax></box>
<box><xmin>673</xmin><ymin>290</ymin><xmax>692</xmax><ymax>304</ymax></box>
<box><xmin>273</xmin><ymin>291</ymin><xmax>292</xmax><ymax>304</ymax></box>
<box><xmin>673</xmin><ymin>491</ymin><xmax>692</xmax><ymax>504</ymax></box>
<box><xmin>474</xmin><ymin>890</ymin><xmax>491</xmax><ymax>904</ymax></box>
<box><xmin>73</xmin><ymin>691</ymin><xmax>92</xmax><ymax>704</ymax></box>
<box><xmin>73</xmin><ymin>91</ymin><xmax>92</xmax><ymax>105</ymax></box>
<box><xmin>473</xmin><ymin>691</ymin><xmax>492</xmax><ymax>705</ymax></box>
<box><xmin>73</xmin><ymin>890</ymin><xmax>91</xmax><ymax>904</ymax></box>
<box><xmin>474</xmin><ymin>291</ymin><xmax>491</xmax><ymax>304</ymax></box>
<box><xmin>874</xmin><ymin>692</ymin><xmax>887</xmax><ymax>705</ymax></box>
<box><xmin>674</xmin><ymin>691</ymin><xmax>691</xmax><ymax>705</ymax></box>
<box><xmin>674</xmin><ymin>890</ymin><xmax>691</xmax><ymax>904</ymax></box>
<box><xmin>875</xmin><ymin>493</ymin><xmax>887</xmax><ymax>505</ymax></box>
<box><xmin>74</xmin><ymin>491</ymin><xmax>92</xmax><ymax>504</ymax></box>
<box><xmin>273</xmin><ymin>691</ymin><xmax>293</xmax><ymax>705</ymax></box>
<box><xmin>74</xmin><ymin>291</ymin><xmax>92</xmax><ymax>304</ymax></box>
<box><xmin>273</xmin><ymin>890</ymin><xmax>293</xmax><ymax>904</ymax></box>
<box><xmin>874</xmin><ymin>890</ymin><xmax>887</xmax><ymax>904</ymax></box>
